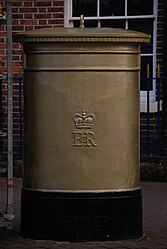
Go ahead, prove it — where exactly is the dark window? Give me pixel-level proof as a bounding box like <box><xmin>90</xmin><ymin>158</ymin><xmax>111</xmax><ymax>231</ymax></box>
<box><xmin>128</xmin><ymin>19</ymin><xmax>153</xmax><ymax>54</ymax></box>
<box><xmin>141</xmin><ymin>57</ymin><xmax>153</xmax><ymax>91</ymax></box>
<box><xmin>73</xmin><ymin>0</ymin><xmax>97</xmax><ymax>17</ymax></box>
<box><xmin>74</xmin><ymin>20</ymin><xmax>98</xmax><ymax>27</ymax></box>
<box><xmin>100</xmin><ymin>0</ymin><xmax>125</xmax><ymax>16</ymax></box>
<box><xmin>128</xmin><ymin>0</ymin><xmax>153</xmax><ymax>15</ymax></box>
<box><xmin>101</xmin><ymin>19</ymin><xmax>125</xmax><ymax>28</ymax></box>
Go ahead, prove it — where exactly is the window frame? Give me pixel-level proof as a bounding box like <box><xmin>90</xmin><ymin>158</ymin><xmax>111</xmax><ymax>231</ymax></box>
<box><xmin>64</xmin><ymin>0</ymin><xmax>158</xmax><ymax>106</ymax></box>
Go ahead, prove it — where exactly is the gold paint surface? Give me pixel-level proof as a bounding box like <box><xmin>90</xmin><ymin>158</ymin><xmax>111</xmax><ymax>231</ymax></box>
<box><xmin>14</xmin><ymin>27</ymin><xmax>150</xmax><ymax>43</ymax></box>
<box><xmin>23</xmin><ymin>42</ymin><xmax>140</xmax><ymax>192</ymax></box>
<box><xmin>17</xmin><ymin>28</ymin><xmax>146</xmax><ymax>192</ymax></box>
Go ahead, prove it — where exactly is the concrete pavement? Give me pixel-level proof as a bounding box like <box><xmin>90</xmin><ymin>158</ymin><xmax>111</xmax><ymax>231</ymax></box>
<box><xmin>0</xmin><ymin>178</ymin><xmax>167</xmax><ymax>249</ymax></box>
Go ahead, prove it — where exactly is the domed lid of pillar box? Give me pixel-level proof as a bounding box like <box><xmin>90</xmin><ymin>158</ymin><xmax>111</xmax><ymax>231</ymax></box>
<box><xmin>14</xmin><ymin>27</ymin><xmax>150</xmax><ymax>44</ymax></box>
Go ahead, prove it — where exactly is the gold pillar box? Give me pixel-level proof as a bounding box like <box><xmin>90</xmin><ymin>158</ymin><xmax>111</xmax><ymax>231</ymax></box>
<box><xmin>14</xmin><ymin>28</ymin><xmax>150</xmax><ymax>241</ymax></box>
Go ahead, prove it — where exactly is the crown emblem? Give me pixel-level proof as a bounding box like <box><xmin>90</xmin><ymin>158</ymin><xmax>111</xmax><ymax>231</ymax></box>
<box><xmin>73</xmin><ymin>110</ymin><xmax>95</xmax><ymax>129</ymax></box>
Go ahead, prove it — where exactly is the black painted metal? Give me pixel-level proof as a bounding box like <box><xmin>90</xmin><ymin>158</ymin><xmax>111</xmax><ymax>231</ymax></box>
<box><xmin>141</xmin><ymin>76</ymin><xmax>167</xmax><ymax>159</ymax></box>
<box><xmin>21</xmin><ymin>189</ymin><xmax>143</xmax><ymax>242</ymax></box>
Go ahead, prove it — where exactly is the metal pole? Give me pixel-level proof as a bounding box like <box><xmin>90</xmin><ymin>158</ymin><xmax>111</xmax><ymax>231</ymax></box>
<box><xmin>146</xmin><ymin>64</ymin><xmax>151</xmax><ymax>156</ymax></box>
<box><xmin>19</xmin><ymin>77</ymin><xmax>23</xmax><ymax>159</ymax></box>
<box><xmin>6</xmin><ymin>0</ymin><xmax>14</xmax><ymax>226</ymax></box>
<box><xmin>0</xmin><ymin>77</ymin><xmax>3</xmax><ymax>154</ymax></box>
<box><xmin>157</xmin><ymin>64</ymin><xmax>161</xmax><ymax>156</ymax></box>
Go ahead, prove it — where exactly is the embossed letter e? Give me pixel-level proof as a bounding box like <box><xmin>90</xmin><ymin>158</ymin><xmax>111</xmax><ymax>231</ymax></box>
<box><xmin>72</xmin><ymin>131</ymin><xmax>97</xmax><ymax>147</ymax></box>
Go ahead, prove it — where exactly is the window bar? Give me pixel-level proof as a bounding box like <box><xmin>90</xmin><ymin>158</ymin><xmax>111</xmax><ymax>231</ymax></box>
<box><xmin>147</xmin><ymin>64</ymin><xmax>151</xmax><ymax>156</ymax></box>
<box><xmin>97</xmin><ymin>0</ymin><xmax>101</xmax><ymax>27</ymax></box>
<box><xmin>125</xmin><ymin>19</ymin><xmax>128</xmax><ymax>29</ymax></box>
<box><xmin>125</xmin><ymin>0</ymin><xmax>128</xmax><ymax>29</ymax></box>
<box><xmin>157</xmin><ymin>63</ymin><xmax>161</xmax><ymax>156</ymax></box>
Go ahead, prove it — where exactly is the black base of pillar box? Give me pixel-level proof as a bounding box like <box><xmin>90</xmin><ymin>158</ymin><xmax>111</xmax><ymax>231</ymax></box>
<box><xmin>21</xmin><ymin>189</ymin><xmax>143</xmax><ymax>242</ymax></box>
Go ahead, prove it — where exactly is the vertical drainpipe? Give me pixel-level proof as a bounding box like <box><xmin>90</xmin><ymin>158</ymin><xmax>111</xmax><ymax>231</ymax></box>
<box><xmin>6</xmin><ymin>0</ymin><xmax>14</xmax><ymax>225</ymax></box>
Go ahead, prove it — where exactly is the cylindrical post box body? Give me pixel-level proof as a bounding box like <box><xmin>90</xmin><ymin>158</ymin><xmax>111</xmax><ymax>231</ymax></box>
<box><xmin>14</xmin><ymin>28</ymin><xmax>150</xmax><ymax>241</ymax></box>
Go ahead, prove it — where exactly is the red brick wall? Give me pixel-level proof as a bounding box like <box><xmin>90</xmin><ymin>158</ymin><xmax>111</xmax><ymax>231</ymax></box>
<box><xmin>1</xmin><ymin>0</ymin><xmax>64</xmax><ymax>74</ymax></box>
<box><xmin>0</xmin><ymin>0</ymin><xmax>64</xmax><ymax>156</ymax></box>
